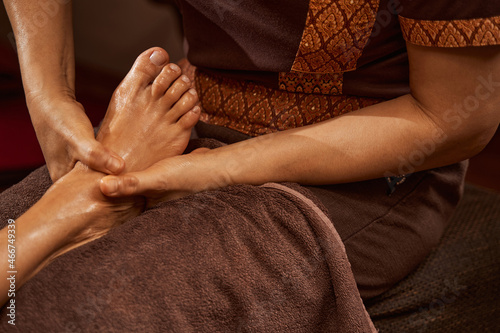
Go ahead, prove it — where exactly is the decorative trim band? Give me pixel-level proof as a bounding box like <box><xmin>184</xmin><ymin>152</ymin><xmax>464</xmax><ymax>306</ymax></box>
<box><xmin>195</xmin><ymin>69</ymin><xmax>383</xmax><ymax>137</ymax></box>
<box><xmin>399</xmin><ymin>15</ymin><xmax>500</xmax><ymax>47</ymax></box>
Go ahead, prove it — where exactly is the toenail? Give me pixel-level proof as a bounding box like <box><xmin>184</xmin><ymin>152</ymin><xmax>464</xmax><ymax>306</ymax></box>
<box><xmin>168</xmin><ymin>63</ymin><xmax>181</xmax><ymax>72</ymax></box>
<box><xmin>181</xmin><ymin>75</ymin><xmax>190</xmax><ymax>83</ymax></box>
<box><xmin>150</xmin><ymin>50</ymin><xmax>167</xmax><ymax>66</ymax></box>
<box><xmin>189</xmin><ymin>89</ymin><xmax>197</xmax><ymax>96</ymax></box>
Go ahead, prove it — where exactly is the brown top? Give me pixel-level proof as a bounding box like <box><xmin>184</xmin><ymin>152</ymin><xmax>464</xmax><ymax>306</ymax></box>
<box><xmin>174</xmin><ymin>0</ymin><xmax>500</xmax><ymax>136</ymax></box>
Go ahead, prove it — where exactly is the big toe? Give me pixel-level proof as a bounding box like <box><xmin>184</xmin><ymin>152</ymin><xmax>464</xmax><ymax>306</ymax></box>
<box><xmin>124</xmin><ymin>47</ymin><xmax>170</xmax><ymax>88</ymax></box>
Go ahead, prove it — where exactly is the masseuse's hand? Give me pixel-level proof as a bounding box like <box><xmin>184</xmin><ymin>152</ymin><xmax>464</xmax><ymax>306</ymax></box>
<box><xmin>99</xmin><ymin>148</ymin><xmax>211</xmax><ymax>207</ymax></box>
<box><xmin>28</xmin><ymin>94</ymin><xmax>125</xmax><ymax>182</ymax></box>
<box><xmin>3</xmin><ymin>0</ymin><xmax>125</xmax><ymax>181</ymax></box>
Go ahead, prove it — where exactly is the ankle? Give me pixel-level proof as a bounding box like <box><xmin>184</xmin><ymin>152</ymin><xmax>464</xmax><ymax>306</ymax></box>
<box><xmin>47</xmin><ymin>164</ymin><xmax>144</xmax><ymax>252</ymax></box>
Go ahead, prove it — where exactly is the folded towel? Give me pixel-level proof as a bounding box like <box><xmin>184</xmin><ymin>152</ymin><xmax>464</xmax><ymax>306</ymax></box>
<box><xmin>0</xmin><ymin>165</ymin><xmax>375</xmax><ymax>332</ymax></box>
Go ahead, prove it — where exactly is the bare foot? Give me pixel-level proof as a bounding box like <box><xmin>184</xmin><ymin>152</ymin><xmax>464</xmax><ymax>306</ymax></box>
<box><xmin>44</xmin><ymin>48</ymin><xmax>201</xmax><ymax>253</ymax></box>
<box><xmin>96</xmin><ymin>47</ymin><xmax>200</xmax><ymax>173</ymax></box>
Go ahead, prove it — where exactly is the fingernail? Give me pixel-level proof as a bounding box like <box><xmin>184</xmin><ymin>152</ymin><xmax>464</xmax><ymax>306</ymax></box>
<box><xmin>192</xmin><ymin>106</ymin><xmax>201</xmax><ymax>114</ymax></box>
<box><xmin>107</xmin><ymin>157</ymin><xmax>123</xmax><ymax>173</ymax></box>
<box><xmin>168</xmin><ymin>63</ymin><xmax>180</xmax><ymax>72</ymax></box>
<box><xmin>181</xmin><ymin>75</ymin><xmax>190</xmax><ymax>83</ymax></box>
<box><xmin>189</xmin><ymin>89</ymin><xmax>197</xmax><ymax>96</ymax></box>
<box><xmin>150</xmin><ymin>50</ymin><xmax>167</xmax><ymax>66</ymax></box>
<box><xmin>103</xmin><ymin>177</ymin><xmax>118</xmax><ymax>194</ymax></box>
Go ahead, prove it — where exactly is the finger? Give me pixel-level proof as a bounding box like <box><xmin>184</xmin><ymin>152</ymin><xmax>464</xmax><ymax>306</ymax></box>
<box><xmin>100</xmin><ymin>168</ymin><xmax>165</xmax><ymax>197</ymax></box>
<box><xmin>78</xmin><ymin>140</ymin><xmax>125</xmax><ymax>175</ymax></box>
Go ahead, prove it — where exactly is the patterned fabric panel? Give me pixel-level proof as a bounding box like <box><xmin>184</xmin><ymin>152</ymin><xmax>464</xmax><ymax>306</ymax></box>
<box><xmin>290</xmin><ymin>0</ymin><xmax>380</xmax><ymax>74</ymax></box>
<box><xmin>195</xmin><ymin>69</ymin><xmax>383</xmax><ymax>136</ymax></box>
<box><xmin>279</xmin><ymin>72</ymin><xmax>343</xmax><ymax>95</ymax></box>
<box><xmin>399</xmin><ymin>15</ymin><xmax>500</xmax><ymax>47</ymax></box>
<box><xmin>279</xmin><ymin>0</ymin><xmax>379</xmax><ymax>95</ymax></box>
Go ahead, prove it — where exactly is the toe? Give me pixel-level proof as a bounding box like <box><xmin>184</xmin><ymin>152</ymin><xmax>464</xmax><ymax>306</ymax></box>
<box><xmin>152</xmin><ymin>63</ymin><xmax>182</xmax><ymax>97</ymax></box>
<box><xmin>123</xmin><ymin>47</ymin><xmax>170</xmax><ymax>89</ymax></box>
<box><xmin>177</xmin><ymin>105</ymin><xmax>201</xmax><ymax>129</ymax></box>
<box><xmin>168</xmin><ymin>88</ymin><xmax>199</xmax><ymax>122</ymax></box>
<box><xmin>161</xmin><ymin>74</ymin><xmax>192</xmax><ymax>108</ymax></box>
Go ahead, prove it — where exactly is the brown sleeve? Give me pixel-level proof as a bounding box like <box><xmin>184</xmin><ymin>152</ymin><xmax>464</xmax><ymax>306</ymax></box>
<box><xmin>397</xmin><ymin>0</ymin><xmax>500</xmax><ymax>47</ymax></box>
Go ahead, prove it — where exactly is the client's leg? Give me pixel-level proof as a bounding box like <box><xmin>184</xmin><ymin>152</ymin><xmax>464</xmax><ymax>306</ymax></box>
<box><xmin>0</xmin><ymin>47</ymin><xmax>200</xmax><ymax>306</ymax></box>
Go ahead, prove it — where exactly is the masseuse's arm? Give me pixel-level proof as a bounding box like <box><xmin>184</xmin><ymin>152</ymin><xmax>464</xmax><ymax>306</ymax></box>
<box><xmin>100</xmin><ymin>44</ymin><xmax>500</xmax><ymax>200</ymax></box>
<box><xmin>3</xmin><ymin>0</ymin><xmax>124</xmax><ymax>181</ymax></box>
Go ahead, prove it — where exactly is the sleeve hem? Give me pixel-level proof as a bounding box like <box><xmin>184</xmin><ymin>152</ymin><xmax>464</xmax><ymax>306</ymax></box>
<box><xmin>399</xmin><ymin>15</ymin><xmax>500</xmax><ymax>47</ymax></box>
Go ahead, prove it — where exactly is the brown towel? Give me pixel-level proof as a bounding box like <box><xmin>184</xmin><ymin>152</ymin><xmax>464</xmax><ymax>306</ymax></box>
<box><xmin>0</xmin><ymin>166</ymin><xmax>375</xmax><ymax>332</ymax></box>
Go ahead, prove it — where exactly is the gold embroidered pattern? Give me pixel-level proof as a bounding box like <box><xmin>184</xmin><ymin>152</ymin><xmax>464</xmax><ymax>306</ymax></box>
<box><xmin>399</xmin><ymin>15</ymin><xmax>500</xmax><ymax>47</ymax></box>
<box><xmin>290</xmin><ymin>0</ymin><xmax>379</xmax><ymax>74</ymax></box>
<box><xmin>279</xmin><ymin>72</ymin><xmax>343</xmax><ymax>95</ymax></box>
<box><xmin>195</xmin><ymin>69</ymin><xmax>383</xmax><ymax>137</ymax></box>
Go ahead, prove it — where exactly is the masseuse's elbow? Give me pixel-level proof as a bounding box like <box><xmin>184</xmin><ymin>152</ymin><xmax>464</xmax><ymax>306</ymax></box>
<box><xmin>439</xmin><ymin>103</ymin><xmax>499</xmax><ymax>161</ymax></box>
<box><xmin>413</xmin><ymin>93</ymin><xmax>499</xmax><ymax>163</ymax></box>
<box><xmin>463</xmin><ymin>127</ymin><xmax>496</xmax><ymax>159</ymax></box>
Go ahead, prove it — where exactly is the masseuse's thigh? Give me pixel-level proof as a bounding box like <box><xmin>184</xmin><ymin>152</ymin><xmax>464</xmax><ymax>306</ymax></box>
<box><xmin>306</xmin><ymin>161</ymin><xmax>468</xmax><ymax>299</ymax></box>
<box><xmin>0</xmin><ymin>182</ymin><xmax>338</xmax><ymax>332</ymax></box>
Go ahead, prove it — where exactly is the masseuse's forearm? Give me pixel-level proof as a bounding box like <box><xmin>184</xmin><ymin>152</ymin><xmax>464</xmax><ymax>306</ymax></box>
<box><xmin>4</xmin><ymin>0</ymin><xmax>75</xmax><ymax>98</ymax></box>
<box><xmin>178</xmin><ymin>94</ymin><xmax>496</xmax><ymax>190</ymax></box>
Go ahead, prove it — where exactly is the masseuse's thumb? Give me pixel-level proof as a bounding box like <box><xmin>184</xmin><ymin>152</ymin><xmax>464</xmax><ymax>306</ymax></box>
<box><xmin>100</xmin><ymin>172</ymin><xmax>154</xmax><ymax>197</ymax></box>
<box><xmin>79</xmin><ymin>140</ymin><xmax>125</xmax><ymax>175</ymax></box>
